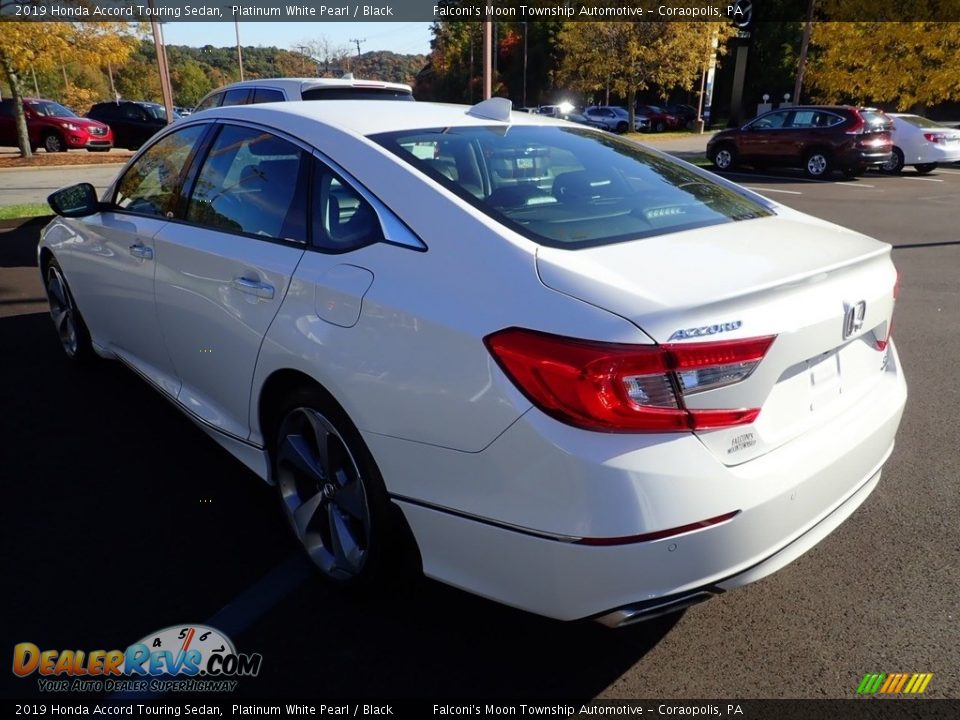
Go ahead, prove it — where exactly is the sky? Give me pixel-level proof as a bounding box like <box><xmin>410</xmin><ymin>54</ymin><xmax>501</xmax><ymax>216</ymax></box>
<box><xmin>161</xmin><ymin>22</ymin><xmax>434</xmax><ymax>56</ymax></box>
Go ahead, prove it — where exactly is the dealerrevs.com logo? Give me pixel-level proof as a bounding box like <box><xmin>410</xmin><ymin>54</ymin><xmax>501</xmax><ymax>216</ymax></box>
<box><xmin>12</xmin><ymin>624</ymin><xmax>262</xmax><ymax>693</ymax></box>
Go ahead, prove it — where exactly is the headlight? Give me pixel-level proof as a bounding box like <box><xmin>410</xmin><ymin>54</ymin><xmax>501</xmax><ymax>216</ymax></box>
<box><xmin>62</xmin><ymin>123</ymin><xmax>79</xmax><ymax>131</ymax></box>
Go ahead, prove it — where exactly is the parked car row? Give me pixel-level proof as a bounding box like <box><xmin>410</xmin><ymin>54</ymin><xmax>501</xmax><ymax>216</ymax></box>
<box><xmin>708</xmin><ymin>105</ymin><xmax>960</xmax><ymax>179</ymax></box>
<box><xmin>0</xmin><ymin>98</ymin><xmax>113</xmax><ymax>153</ymax></box>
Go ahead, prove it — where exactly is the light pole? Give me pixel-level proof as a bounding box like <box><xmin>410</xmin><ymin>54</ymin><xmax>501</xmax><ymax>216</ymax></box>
<box><xmin>522</xmin><ymin>21</ymin><xmax>528</xmax><ymax>108</ymax></box>
<box><xmin>235</xmin><ymin>19</ymin><xmax>245</xmax><ymax>81</ymax></box>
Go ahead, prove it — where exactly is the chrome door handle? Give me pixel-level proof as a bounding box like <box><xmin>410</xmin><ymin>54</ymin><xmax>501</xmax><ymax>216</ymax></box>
<box><xmin>129</xmin><ymin>243</ymin><xmax>153</xmax><ymax>260</ymax></box>
<box><xmin>232</xmin><ymin>276</ymin><xmax>275</xmax><ymax>300</ymax></box>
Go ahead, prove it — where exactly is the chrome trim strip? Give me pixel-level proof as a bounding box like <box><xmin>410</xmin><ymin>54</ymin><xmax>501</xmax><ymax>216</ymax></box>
<box><xmin>113</xmin><ymin>353</ymin><xmax>263</xmax><ymax>450</ymax></box>
<box><xmin>390</xmin><ymin>494</ymin><xmax>582</xmax><ymax>544</ymax></box>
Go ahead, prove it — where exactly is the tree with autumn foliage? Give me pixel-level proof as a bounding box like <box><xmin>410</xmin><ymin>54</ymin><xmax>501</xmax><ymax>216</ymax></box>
<box><xmin>557</xmin><ymin>21</ymin><xmax>736</xmax><ymax>130</ymax></box>
<box><xmin>807</xmin><ymin>22</ymin><xmax>960</xmax><ymax>111</ymax></box>
<box><xmin>0</xmin><ymin>20</ymin><xmax>138</xmax><ymax>157</ymax></box>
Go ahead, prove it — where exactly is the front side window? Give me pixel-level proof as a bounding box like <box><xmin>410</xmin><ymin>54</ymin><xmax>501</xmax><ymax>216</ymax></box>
<box><xmin>749</xmin><ymin>111</ymin><xmax>788</xmax><ymax>130</ymax></box>
<box><xmin>114</xmin><ymin>124</ymin><xmax>207</xmax><ymax>217</ymax></box>
<box><xmin>186</xmin><ymin>124</ymin><xmax>308</xmax><ymax>243</ymax></box>
<box><xmin>374</xmin><ymin>125</ymin><xmax>772</xmax><ymax>249</ymax></box>
<box><xmin>195</xmin><ymin>93</ymin><xmax>223</xmax><ymax>112</ymax></box>
<box><xmin>221</xmin><ymin>89</ymin><xmax>251</xmax><ymax>107</ymax></box>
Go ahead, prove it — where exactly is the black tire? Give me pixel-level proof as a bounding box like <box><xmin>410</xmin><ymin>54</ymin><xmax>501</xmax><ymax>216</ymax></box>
<box><xmin>654</xmin><ymin>120</ymin><xmax>666</xmax><ymax>133</ymax></box>
<box><xmin>915</xmin><ymin>163</ymin><xmax>938</xmax><ymax>175</ymax></box>
<box><xmin>710</xmin><ymin>144</ymin><xmax>738</xmax><ymax>171</ymax></box>
<box><xmin>880</xmin><ymin>147</ymin><xmax>904</xmax><ymax>174</ymax></box>
<box><xmin>804</xmin><ymin>149</ymin><xmax>834</xmax><ymax>178</ymax></box>
<box><xmin>269</xmin><ymin>386</ymin><xmax>414</xmax><ymax>589</ymax></box>
<box><xmin>615</xmin><ymin>121</ymin><xmax>628</xmax><ymax>134</ymax></box>
<box><xmin>42</xmin><ymin>132</ymin><xmax>66</xmax><ymax>153</ymax></box>
<box><xmin>43</xmin><ymin>257</ymin><xmax>93</xmax><ymax>362</ymax></box>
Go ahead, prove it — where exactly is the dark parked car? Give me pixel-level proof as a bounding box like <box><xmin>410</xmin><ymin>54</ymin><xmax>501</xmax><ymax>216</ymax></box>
<box><xmin>707</xmin><ymin>106</ymin><xmax>893</xmax><ymax>178</ymax></box>
<box><xmin>86</xmin><ymin>101</ymin><xmax>175</xmax><ymax>150</ymax></box>
<box><xmin>635</xmin><ymin>105</ymin><xmax>682</xmax><ymax>132</ymax></box>
<box><xmin>665</xmin><ymin>103</ymin><xmax>699</xmax><ymax>128</ymax></box>
<box><xmin>0</xmin><ymin>98</ymin><xmax>112</xmax><ymax>152</ymax></box>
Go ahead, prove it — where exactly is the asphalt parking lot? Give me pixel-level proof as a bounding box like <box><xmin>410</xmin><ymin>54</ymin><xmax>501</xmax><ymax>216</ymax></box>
<box><xmin>1</xmin><ymin>163</ymin><xmax>958</xmax><ymax>701</ymax></box>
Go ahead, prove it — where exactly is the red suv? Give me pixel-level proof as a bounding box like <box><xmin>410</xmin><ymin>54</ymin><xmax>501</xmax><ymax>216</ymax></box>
<box><xmin>0</xmin><ymin>98</ymin><xmax>113</xmax><ymax>153</ymax></box>
<box><xmin>707</xmin><ymin>106</ymin><xmax>893</xmax><ymax>178</ymax></box>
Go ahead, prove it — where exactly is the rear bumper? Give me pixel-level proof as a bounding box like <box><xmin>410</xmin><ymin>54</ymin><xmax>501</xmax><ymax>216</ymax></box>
<box><xmin>376</xmin><ymin>343</ymin><xmax>906</xmax><ymax>621</ymax></box>
<box><xmin>850</xmin><ymin>149</ymin><xmax>893</xmax><ymax>167</ymax></box>
<box><xmin>908</xmin><ymin>144</ymin><xmax>960</xmax><ymax>165</ymax></box>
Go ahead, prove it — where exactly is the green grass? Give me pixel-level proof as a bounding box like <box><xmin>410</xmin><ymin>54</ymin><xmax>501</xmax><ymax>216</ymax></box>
<box><xmin>0</xmin><ymin>203</ymin><xmax>51</xmax><ymax>220</ymax></box>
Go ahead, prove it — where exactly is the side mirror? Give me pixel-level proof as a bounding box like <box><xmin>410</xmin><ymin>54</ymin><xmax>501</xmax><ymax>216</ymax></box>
<box><xmin>48</xmin><ymin>183</ymin><xmax>101</xmax><ymax>218</ymax></box>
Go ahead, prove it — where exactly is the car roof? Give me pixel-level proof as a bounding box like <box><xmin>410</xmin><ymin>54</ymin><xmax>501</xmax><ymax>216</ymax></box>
<box><xmin>213</xmin><ymin>77</ymin><xmax>412</xmax><ymax>93</ymax></box>
<box><xmin>199</xmin><ymin>99</ymin><xmax>574</xmax><ymax>138</ymax></box>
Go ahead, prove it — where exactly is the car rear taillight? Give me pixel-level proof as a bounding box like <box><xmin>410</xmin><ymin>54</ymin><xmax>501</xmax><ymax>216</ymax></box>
<box><xmin>484</xmin><ymin>329</ymin><xmax>775</xmax><ymax>432</ymax></box>
<box><xmin>844</xmin><ymin>113</ymin><xmax>866</xmax><ymax>135</ymax></box>
<box><xmin>923</xmin><ymin>132</ymin><xmax>947</xmax><ymax>144</ymax></box>
<box><xmin>875</xmin><ymin>270</ymin><xmax>900</xmax><ymax>351</ymax></box>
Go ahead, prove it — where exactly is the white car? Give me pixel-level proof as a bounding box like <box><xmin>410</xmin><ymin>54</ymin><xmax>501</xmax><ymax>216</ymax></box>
<box><xmin>193</xmin><ymin>75</ymin><xmax>413</xmax><ymax>113</ymax></box>
<box><xmin>882</xmin><ymin>113</ymin><xmax>960</xmax><ymax>174</ymax></box>
<box><xmin>40</xmin><ymin>98</ymin><xmax>906</xmax><ymax>626</ymax></box>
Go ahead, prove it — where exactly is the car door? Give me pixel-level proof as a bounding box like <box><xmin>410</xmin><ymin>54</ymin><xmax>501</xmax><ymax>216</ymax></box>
<box><xmin>738</xmin><ymin>110</ymin><xmax>790</xmax><ymax>162</ymax></box>
<box><xmin>152</xmin><ymin>123</ymin><xmax>309</xmax><ymax>440</ymax></box>
<box><xmin>54</xmin><ymin>123</ymin><xmax>211</xmax><ymax>396</ymax></box>
<box><xmin>0</xmin><ymin>100</ymin><xmax>17</xmax><ymax>146</ymax></box>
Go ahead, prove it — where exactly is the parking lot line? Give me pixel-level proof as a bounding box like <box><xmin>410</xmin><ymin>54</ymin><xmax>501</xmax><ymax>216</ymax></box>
<box><xmin>901</xmin><ymin>176</ymin><xmax>944</xmax><ymax>182</ymax></box>
<box><xmin>718</xmin><ymin>170</ymin><xmax>877</xmax><ymax>188</ymax></box>
<box><xmin>744</xmin><ymin>186</ymin><xmax>803</xmax><ymax>195</ymax></box>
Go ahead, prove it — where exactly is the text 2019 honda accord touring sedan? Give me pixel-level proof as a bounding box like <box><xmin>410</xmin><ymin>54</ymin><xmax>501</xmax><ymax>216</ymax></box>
<box><xmin>40</xmin><ymin>98</ymin><xmax>906</xmax><ymax>627</ymax></box>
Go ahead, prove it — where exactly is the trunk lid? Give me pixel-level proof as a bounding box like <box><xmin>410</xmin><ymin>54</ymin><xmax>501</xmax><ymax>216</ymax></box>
<box><xmin>536</xmin><ymin>213</ymin><xmax>898</xmax><ymax>465</ymax></box>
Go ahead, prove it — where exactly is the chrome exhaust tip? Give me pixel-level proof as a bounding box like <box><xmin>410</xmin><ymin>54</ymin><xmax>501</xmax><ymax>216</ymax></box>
<box><xmin>593</xmin><ymin>589</ymin><xmax>719</xmax><ymax>628</ymax></box>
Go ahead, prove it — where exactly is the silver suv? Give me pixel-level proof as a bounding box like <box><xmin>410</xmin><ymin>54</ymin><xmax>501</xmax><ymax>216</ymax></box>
<box><xmin>193</xmin><ymin>75</ymin><xmax>413</xmax><ymax>113</ymax></box>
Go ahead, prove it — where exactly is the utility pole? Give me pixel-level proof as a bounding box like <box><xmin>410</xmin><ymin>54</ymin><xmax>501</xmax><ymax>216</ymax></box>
<box><xmin>235</xmin><ymin>19</ymin><xmax>245</xmax><ymax>81</ymax></box>
<box><xmin>522</xmin><ymin>22</ymin><xmax>528</xmax><ymax>107</ymax></box>
<box><xmin>793</xmin><ymin>0</ymin><xmax>815</xmax><ymax>107</ymax></box>
<box><xmin>349</xmin><ymin>38</ymin><xmax>365</xmax><ymax>58</ymax></box>
<box><xmin>483</xmin><ymin>12</ymin><xmax>492</xmax><ymax>99</ymax></box>
<box><xmin>148</xmin><ymin>3</ymin><xmax>174</xmax><ymax>123</ymax></box>
<box><xmin>31</xmin><ymin>66</ymin><xmax>40</xmax><ymax>97</ymax></box>
<box><xmin>297</xmin><ymin>45</ymin><xmax>309</xmax><ymax>75</ymax></box>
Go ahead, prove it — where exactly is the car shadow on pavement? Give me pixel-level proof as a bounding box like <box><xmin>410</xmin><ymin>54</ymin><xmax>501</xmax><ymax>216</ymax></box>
<box><xmin>1</xmin><ymin>217</ymin><xmax>681</xmax><ymax>699</ymax></box>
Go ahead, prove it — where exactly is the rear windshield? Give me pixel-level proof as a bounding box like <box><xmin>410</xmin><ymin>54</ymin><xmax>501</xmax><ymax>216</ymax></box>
<box><xmin>861</xmin><ymin>110</ymin><xmax>892</xmax><ymax>130</ymax></box>
<box><xmin>898</xmin><ymin>115</ymin><xmax>947</xmax><ymax>129</ymax></box>
<box><xmin>371</xmin><ymin>126</ymin><xmax>772</xmax><ymax>249</ymax></box>
<box><xmin>301</xmin><ymin>88</ymin><xmax>413</xmax><ymax>101</ymax></box>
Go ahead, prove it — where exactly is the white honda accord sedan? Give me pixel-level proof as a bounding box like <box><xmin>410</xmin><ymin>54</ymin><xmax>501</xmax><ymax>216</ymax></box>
<box><xmin>40</xmin><ymin>98</ymin><xmax>906</xmax><ymax>626</ymax></box>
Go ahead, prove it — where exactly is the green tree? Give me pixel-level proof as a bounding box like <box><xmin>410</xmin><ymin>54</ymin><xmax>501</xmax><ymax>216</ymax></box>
<box><xmin>171</xmin><ymin>60</ymin><xmax>213</xmax><ymax>107</ymax></box>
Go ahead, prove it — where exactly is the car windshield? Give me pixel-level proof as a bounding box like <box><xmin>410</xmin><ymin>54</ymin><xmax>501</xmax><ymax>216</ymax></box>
<box><xmin>372</xmin><ymin>125</ymin><xmax>773</xmax><ymax>249</ymax></box>
<box><xmin>898</xmin><ymin>115</ymin><xmax>948</xmax><ymax>129</ymax></box>
<box><xmin>140</xmin><ymin>104</ymin><xmax>169</xmax><ymax>120</ymax></box>
<box><xmin>29</xmin><ymin>101</ymin><xmax>77</xmax><ymax>118</ymax></box>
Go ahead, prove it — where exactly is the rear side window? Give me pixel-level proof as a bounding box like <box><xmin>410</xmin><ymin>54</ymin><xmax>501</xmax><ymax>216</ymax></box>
<box><xmin>186</xmin><ymin>124</ymin><xmax>308</xmax><ymax>243</ymax></box>
<box><xmin>312</xmin><ymin>163</ymin><xmax>383</xmax><ymax>252</ymax></box>
<box><xmin>301</xmin><ymin>87</ymin><xmax>413</xmax><ymax>101</ymax></box>
<box><xmin>373</xmin><ymin>126</ymin><xmax>772</xmax><ymax>249</ymax></box>
<box><xmin>252</xmin><ymin>88</ymin><xmax>285</xmax><ymax>104</ymax></box>
<box><xmin>114</xmin><ymin>124</ymin><xmax>207</xmax><ymax>217</ymax></box>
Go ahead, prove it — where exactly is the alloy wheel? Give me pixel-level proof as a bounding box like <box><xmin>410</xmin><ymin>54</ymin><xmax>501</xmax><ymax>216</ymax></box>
<box><xmin>44</xmin><ymin>134</ymin><xmax>65</xmax><ymax>153</ymax></box>
<box><xmin>714</xmin><ymin>148</ymin><xmax>734</xmax><ymax>170</ymax></box>
<box><xmin>275</xmin><ymin>407</ymin><xmax>372</xmax><ymax>580</ymax></box>
<box><xmin>806</xmin><ymin>153</ymin><xmax>829</xmax><ymax>177</ymax></box>
<box><xmin>881</xmin><ymin>148</ymin><xmax>904</xmax><ymax>174</ymax></box>
<box><xmin>45</xmin><ymin>265</ymin><xmax>79</xmax><ymax>357</ymax></box>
